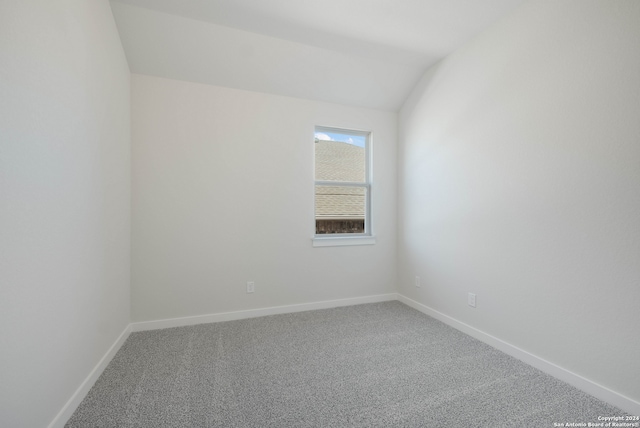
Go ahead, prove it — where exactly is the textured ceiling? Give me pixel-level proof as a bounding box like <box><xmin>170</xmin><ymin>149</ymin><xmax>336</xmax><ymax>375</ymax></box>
<box><xmin>110</xmin><ymin>0</ymin><xmax>525</xmax><ymax>110</ymax></box>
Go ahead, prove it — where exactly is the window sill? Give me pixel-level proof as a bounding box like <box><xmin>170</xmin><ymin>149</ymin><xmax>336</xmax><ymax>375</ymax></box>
<box><xmin>312</xmin><ymin>235</ymin><xmax>376</xmax><ymax>247</ymax></box>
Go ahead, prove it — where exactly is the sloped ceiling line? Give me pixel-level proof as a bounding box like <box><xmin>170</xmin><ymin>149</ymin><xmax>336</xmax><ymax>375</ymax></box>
<box><xmin>110</xmin><ymin>0</ymin><xmax>525</xmax><ymax>110</ymax></box>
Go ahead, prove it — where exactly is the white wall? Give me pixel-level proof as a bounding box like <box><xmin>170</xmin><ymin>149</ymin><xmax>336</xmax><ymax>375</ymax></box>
<box><xmin>132</xmin><ymin>74</ymin><xmax>396</xmax><ymax>322</ymax></box>
<box><xmin>0</xmin><ymin>1</ymin><xmax>131</xmax><ymax>427</ymax></box>
<box><xmin>398</xmin><ymin>0</ymin><xmax>640</xmax><ymax>405</ymax></box>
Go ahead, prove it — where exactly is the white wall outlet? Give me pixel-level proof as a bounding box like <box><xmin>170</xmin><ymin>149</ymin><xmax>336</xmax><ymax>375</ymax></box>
<box><xmin>468</xmin><ymin>292</ymin><xmax>476</xmax><ymax>308</ymax></box>
<box><xmin>246</xmin><ymin>281</ymin><xmax>255</xmax><ymax>293</ymax></box>
<box><xmin>415</xmin><ymin>276</ymin><xmax>421</xmax><ymax>288</ymax></box>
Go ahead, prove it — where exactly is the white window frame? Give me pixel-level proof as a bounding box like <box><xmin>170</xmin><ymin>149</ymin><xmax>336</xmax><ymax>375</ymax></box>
<box><xmin>312</xmin><ymin>126</ymin><xmax>376</xmax><ymax>247</ymax></box>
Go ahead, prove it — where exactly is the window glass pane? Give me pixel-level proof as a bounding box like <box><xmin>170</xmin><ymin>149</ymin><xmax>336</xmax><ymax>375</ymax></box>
<box><xmin>315</xmin><ymin>132</ymin><xmax>365</xmax><ymax>182</ymax></box>
<box><xmin>315</xmin><ymin>185</ymin><xmax>366</xmax><ymax>234</ymax></box>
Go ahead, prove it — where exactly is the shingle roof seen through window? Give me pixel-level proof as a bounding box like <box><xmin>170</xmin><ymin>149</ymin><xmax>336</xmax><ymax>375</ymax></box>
<box><xmin>315</xmin><ymin>140</ymin><xmax>365</xmax><ymax>182</ymax></box>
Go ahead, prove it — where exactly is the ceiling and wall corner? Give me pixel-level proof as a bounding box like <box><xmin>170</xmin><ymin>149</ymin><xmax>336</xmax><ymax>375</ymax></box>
<box><xmin>109</xmin><ymin>0</ymin><xmax>526</xmax><ymax>111</ymax></box>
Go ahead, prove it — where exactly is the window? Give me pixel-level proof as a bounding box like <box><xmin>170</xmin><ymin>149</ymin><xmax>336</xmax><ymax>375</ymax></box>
<box><xmin>313</xmin><ymin>126</ymin><xmax>374</xmax><ymax>246</ymax></box>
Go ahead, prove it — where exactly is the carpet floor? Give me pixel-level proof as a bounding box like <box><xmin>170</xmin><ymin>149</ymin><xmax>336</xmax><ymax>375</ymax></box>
<box><xmin>66</xmin><ymin>301</ymin><xmax>626</xmax><ymax>427</ymax></box>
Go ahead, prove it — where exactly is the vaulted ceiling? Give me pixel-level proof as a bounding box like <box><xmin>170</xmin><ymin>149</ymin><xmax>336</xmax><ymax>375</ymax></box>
<box><xmin>110</xmin><ymin>0</ymin><xmax>525</xmax><ymax>111</ymax></box>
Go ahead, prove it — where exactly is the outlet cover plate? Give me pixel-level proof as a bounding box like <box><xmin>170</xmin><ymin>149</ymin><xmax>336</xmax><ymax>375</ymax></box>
<box><xmin>468</xmin><ymin>293</ymin><xmax>476</xmax><ymax>308</ymax></box>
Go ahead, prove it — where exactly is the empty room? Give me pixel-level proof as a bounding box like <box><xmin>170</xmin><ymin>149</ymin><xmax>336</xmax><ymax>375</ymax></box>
<box><xmin>1</xmin><ymin>0</ymin><xmax>639</xmax><ymax>427</ymax></box>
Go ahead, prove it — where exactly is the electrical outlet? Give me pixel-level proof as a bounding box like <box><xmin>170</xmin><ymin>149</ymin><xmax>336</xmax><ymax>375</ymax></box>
<box><xmin>247</xmin><ymin>281</ymin><xmax>255</xmax><ymax>294</ymax></box>
<box><xmin>415</xmin><ymin>276</ymin><xmax>421</xmax><ymax>288</ymax></box>
<box><xmin>468</xmin><ymin>293</ymin><xmax>476</xmax><ymax>308</ymax></box>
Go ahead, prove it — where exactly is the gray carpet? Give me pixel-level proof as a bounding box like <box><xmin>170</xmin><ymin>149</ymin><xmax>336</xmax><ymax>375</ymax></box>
<box><xmin>67</xmin><ymin>301</ymin><xmax>626</xmax><ymax>427</ymax></box>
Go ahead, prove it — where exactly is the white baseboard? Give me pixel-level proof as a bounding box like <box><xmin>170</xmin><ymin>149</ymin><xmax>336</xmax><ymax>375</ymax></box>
<box><xmin>131</xmin><ymin>293</ymin><xmax>398</xmax><ymax>332</ymax></box>
<box><xmin>47</xmin><ymin>324</ymin><xmax>132</xmax><ymax>428</ymax></box>
<box><xmin>397</xmin><ymin>293</ymin><xmax>640</xmax><ymax>416</ymax></box>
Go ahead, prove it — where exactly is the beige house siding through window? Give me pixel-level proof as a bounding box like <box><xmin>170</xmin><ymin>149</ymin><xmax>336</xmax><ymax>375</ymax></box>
<box><xmin>315</xmin><ymin>140</ymin><xmax>366</xmax><ymax>234</ymax></box>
